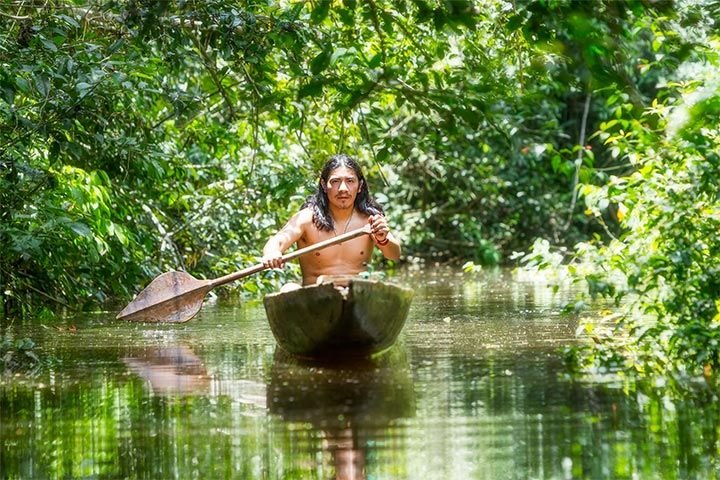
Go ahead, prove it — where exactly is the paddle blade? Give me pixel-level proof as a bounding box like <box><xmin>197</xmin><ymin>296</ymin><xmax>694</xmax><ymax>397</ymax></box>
<box><xmin>116</xmin><ymin>271</ymin><xmax>211</xmax><ymax>323</ymax></box>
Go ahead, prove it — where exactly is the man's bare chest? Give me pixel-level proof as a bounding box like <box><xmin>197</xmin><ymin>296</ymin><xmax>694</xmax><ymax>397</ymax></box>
<box><xmin>298</xmin><ymin>234</ymin><xmax>373</xmax><ymax>266</ymax></box>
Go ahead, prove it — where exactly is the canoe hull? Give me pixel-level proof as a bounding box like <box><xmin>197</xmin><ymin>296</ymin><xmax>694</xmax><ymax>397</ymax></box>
<box><xmin>263</xmin><ymin>279</ymin><xmax>413</xmax><ymax>358</ymax></box>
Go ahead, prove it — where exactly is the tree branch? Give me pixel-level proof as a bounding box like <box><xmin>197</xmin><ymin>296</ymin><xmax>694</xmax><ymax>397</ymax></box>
<box><xmin>563</xmin><ymin>91</ymin><xmax>592</xmax><ymax>232</ymax></box>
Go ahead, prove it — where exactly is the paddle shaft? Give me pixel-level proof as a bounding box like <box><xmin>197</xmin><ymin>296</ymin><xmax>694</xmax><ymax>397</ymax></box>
<box><xmin>208</xmin><ymin>224</ymin><xmax>372</xmax><ymax>289</ymax></box>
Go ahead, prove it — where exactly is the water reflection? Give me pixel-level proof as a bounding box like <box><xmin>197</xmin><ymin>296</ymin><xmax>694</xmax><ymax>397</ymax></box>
<box><xmin>268</xmin><ymin>346</ymin><xmax>415</xmax><ymax>480</ymax></box>
<box><xmin>123</xmin><ymin>344</ymin><xmax>210</xmax><ymax>396</ymax></box>
<box><xmin>123</xmin><ymin>343</ymin><xmax>268</xmax><ymax>409</ymax></box>
<box><xmin>4</xmin><ymin>269</ymin><xmax>720</xmax><ymax>479</ymax></box>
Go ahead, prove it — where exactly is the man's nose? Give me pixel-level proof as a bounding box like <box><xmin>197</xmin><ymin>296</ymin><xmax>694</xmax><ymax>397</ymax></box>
<box><xmin>338</xmin><ymin>181</ymin><xmax>349</xmax><ymax>191</ymax></box>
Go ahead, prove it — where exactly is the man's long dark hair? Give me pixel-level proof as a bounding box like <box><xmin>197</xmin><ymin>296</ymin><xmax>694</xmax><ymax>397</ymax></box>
<box><xmin>303</xmin><ymin>154</ymin><xmax>384</xmax><ymax>232</ymax></box>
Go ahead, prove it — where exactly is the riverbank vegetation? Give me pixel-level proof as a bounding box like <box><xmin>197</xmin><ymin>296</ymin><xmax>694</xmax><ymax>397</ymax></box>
<box><xmin>517</xmin><ymin>2</ymin><xmax>720</xmax><ymax>379</ymax></box>
<box><xmin>1</xmin><ymin>1</ymin><xmax>718</xmax><ymax>378</ymax></box>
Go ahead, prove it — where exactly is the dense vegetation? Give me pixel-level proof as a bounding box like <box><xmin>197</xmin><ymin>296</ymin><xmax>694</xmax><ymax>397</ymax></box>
<box><xmin>518</xmin><ymin>2</ymin><xmax>720</xmax><ymax>379</ymax></box>
<box><xmin>1</xmin><ymin>1</ymin><xmax>718</xmax><ymax>377</ymax></box>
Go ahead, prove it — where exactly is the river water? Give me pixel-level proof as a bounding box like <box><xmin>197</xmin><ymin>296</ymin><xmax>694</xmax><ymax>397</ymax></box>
<box><xmin>1</xmin><ymin>268</ymin><xmax>718</xmax><ymax>479</ymax></box>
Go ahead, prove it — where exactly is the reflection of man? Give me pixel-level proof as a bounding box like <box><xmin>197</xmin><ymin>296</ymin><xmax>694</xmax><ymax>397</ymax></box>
<box><xmin>324</xmin><ymin>428</ymin><xmax>366</xmax><ymax>480</ymax></box>
<box><xmin>262</xmin><ymin>154</ymin><xmax>400</xmax><ymax>287</ymax></box>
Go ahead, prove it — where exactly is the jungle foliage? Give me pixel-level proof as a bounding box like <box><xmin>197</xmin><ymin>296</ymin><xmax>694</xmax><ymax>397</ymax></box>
<box><xmin>0</xmin><ymin>1</ymin><xmax>718</xmax><ymax>376</ymax></box>
<box><xmin>518</xmin><ymin>2</ymin><xmax>720</xmax><ymax>378</ymax></box>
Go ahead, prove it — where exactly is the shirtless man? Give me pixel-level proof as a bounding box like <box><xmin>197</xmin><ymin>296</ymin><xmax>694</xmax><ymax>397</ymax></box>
<box><xmin>261</xmin><ymin>154</ymin><xmax>400</xmax><ymax>288</ymax></box>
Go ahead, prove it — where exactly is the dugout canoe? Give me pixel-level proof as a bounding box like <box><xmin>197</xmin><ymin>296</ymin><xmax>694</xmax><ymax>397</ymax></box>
<box><xmin>263</xmin><ymin>278</ymin><xmax>413</xmax><ymax>358</ymax></box>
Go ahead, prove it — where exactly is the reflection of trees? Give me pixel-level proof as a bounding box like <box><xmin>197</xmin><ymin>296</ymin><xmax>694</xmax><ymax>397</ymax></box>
<box><xmin>4</xmin><ymin>272</ymin><xmax>720</xmax><ymax>479</ymax></box>
<box><xmin>268</xmin><ymin>346</ymin><xmax>416</xmax><ymax>480</ymax></box>
<box><xmin>403</xmin><ymin>267</ymin><xmax>585</xmax><ymax>417</ymax></box>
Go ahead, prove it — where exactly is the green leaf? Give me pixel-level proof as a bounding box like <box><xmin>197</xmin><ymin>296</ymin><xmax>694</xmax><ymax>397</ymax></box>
<box><xmin>40</xmin><ymin>37</ymin><xmax>58</xmax><ymax>52</ymax></box>
<box><xmin>507</xmin><ymin>14</ymin><xmax>524</xmax><ymax>31</ymax></box>
<box><xmin>76</xmin><ymin>82</ymin><xmax>92</xmax><ymax>97</ymax></box>
<box><xmin>376</xmin><ymin>147</ymin><xmax>390</xmax><ymax>163</ymax></box>
<box><xmin>69</xmin><ymin>222</ymin><xmax>92</xmax><ymax>238</ymax></box>
<box><xmin>310</xmin><ymin>48</ymin><xmax>332</xmax><ymax>75</ymax></box>
<box><xmin>311</xmin><ymin>0</ymin><xmax>331</xmax><ymax>24</ymax></box>
<box><xmin>338</xmin><ymin>8</ymin><xmax>355</xmax><ymax>25</ymax></box>
<box><xmin>34</xmin><ymin>74</ymin><xmax>50</xmax><ymax>97</ymax></box>
<box><xmin>298</xmin><ymin>78</ymin><xmax>325</xmax><ymax>98</ymax></box>
<box><xmin>57</xmin><ymin>14</ymin><xmax>81</xmax><ymax>29</ymax></box>
<box><xmin>368</xmin><ymin>53</ymin><xmax>382</xmax><ymax>68</ymax></box>
<box><xmin>107</xmin><ymin>39</ymin><xmax>124</xmax><ymax>55</ymax></box>
<box><xmin>15</xmin><ymin>77</ymin><xmax>30</xmax><ymax>93</ymax></box>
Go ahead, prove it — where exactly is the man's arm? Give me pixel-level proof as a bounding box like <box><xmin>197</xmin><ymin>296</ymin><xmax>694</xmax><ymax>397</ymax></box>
<box><xmin>369</xmin><ymin>214</ymin><xmax>401</xmax><ymax>261</ymax></box>
<box><xmin>261</xmin><ymin>209</ymin><xmax>311</xmax><ymax>268</ymax></box>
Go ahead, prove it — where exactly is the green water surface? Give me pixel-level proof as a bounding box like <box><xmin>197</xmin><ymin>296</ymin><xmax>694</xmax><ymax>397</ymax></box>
<box><xmin>1</xmin><ymin>269</ymin><xmax>718</xmax><ymax>479</ymax></box>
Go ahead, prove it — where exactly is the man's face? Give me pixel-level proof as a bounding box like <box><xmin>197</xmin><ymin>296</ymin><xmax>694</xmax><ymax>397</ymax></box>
<box><xmin>324</xmin><ymin>166</ymin><xmax>360</xmax><ymax>210</ymax></box>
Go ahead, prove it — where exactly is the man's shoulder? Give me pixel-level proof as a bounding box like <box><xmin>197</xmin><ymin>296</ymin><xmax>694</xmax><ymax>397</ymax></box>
<box><xmin>285</xmin><ymin>207</ymin><xmax>315</xmax><ymax>233</ymax></box>
<box><xmin>292</xmin><ymin>207</ymin><xmax>314</xmax><ymax>225</ymax></box>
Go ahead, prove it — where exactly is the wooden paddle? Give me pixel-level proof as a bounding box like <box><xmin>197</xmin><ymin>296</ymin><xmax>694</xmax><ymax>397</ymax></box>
<box><xmin>116</xmin><ymin>224</ymin><xmax>372</xmax><ymax>323</ymax></box>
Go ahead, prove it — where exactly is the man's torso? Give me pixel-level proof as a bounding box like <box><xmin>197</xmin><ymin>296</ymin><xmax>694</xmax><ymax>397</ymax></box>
<box><xmin>297</xmin><ymin>210</ymin><xmax>374</xmax><ymax>285</ymax></box>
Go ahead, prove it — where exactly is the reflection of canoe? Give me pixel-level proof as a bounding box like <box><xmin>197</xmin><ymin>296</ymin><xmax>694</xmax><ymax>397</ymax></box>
<box><xmin>268</xmin><ymin>346</ymin><xmax>415</xmax><ymax>480</ymax></box>
<box><xmin>263</xmin><ymin>278</ymin><xmax>413</xmax><ymax>358</ymax></box>
<box><xmin>268</xmin><ymin>345</ymin><xmax>415</xmax><ymax>428</ymax></box>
